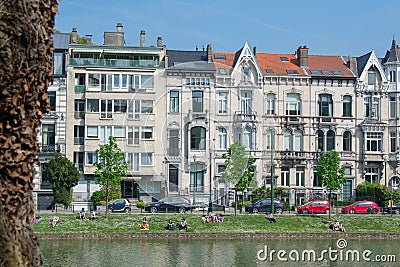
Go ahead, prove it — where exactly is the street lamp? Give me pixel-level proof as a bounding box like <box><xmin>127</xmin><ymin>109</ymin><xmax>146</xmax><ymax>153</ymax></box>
<box><xmin>192</xmin><ymin>155</ymin><xmax>197</xmax><ymax>206</ymax></box>
<box><xmin>270</xmin><ymin>132</ymin><xmax>275</xmax><ymax>214</ymax></box>
<box><xmin>208</xmin><ymin>148</ymin><xmax>213</xmax><ymax>213</ymax></box>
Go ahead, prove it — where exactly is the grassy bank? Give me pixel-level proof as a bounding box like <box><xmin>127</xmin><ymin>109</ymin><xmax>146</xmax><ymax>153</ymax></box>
<box><xmin>33</xmin><ymin>213</ymin><xmax>400</xmax><ymax>233</ymax></box>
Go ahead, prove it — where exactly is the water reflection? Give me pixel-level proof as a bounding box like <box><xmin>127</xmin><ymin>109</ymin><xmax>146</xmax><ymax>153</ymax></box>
<box><xmin>39</xmin><ymin>239</ymin><xmax>399</xmax><ymax>267</ymax></box>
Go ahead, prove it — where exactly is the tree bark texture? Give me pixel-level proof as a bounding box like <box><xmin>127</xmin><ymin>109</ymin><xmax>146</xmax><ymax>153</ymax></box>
<box><xmin>0</xmin><ymin>1</ymin><xmax>58</xmax><ymax>266</ymax></box>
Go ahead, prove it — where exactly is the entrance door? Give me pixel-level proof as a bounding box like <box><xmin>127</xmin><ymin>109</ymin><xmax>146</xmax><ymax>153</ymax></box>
<box><xmin>121</xmin><ymin>180</ymin><xmax>138</xmax><ymax>199</ymax></box>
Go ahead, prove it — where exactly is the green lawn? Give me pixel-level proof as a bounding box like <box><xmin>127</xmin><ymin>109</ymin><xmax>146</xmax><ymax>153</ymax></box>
<box><xmin>33</xmin><ymin>213</ymin><xmax>400</xmax><ymax>233</ymax></box>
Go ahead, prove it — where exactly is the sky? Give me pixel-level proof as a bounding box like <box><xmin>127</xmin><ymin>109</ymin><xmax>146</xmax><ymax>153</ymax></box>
<box><xmin>55</xmin><ymin>0</ymin><xmax>400</xmax><ymax>58</ymax></box>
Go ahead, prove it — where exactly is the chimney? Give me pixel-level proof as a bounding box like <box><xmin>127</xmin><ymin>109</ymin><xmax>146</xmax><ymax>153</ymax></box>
<box><xmin>196</xmin><ymin>45</ymin><xmax>198</xmax><ymax>51</ymax></box>
<box><xmin>297</xmin><ymin>45</ymin><xmax>309</xmax><ymax>68</ymax></box>
<box><xmin>71</xmin><ymin>28</ymin><xmax>77</xmax><ymax>44</ymax></box>
<box><xmin>207</xmin><ymin>44</ymin><xmax>212</xmax><ymax>62</ymax></box>
<box><xmin>253</xmin><ymin>46</ymin><xmax>256</xmax><ymax>55</ymax></box>
<box><xmin>116</xmin><ymin>22</ymin><xmax>123</xmax><ymax>32</ymax></box>
<box><xmin>347</xmin><ymin>55</ymin><xmax>354</xmax><ymax>69</ymax></box>
<box><xmin>140</xmin><ymin>30</ymin><xmax>145</xmax><ymax>47</ymax></box>
<box><xmin>85</xmin><ymin>34</ymin><xmax>92</xmax><ymax>45</ymax></box>
<box><xmin>157</xmin><ymin>36</ymin><xmax>162</xmax><ymax>47</ymax></box>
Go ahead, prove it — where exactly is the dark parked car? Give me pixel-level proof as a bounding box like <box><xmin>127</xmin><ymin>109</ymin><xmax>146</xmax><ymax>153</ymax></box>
<box><xmin>245</xmin><ymin>198</ymin><xmax>285</xmax><ymax>214</ymax></box>
<box><xmin>341</xmin><ymin>200</ymin><xmax>380</xmax><ymax>214</ymax></box>
<box><xmin>144</xmin><ymin>197</ymin><xmax>191</xmax><ymax>213</ymax></box>
<box><xmin>383</xmin><ymin>203</ymin><xmax>400</xmax><ymax>214</ymax></box>
<box><xmin>108</xmin><ymin>198</ymin><xmax>131</xmax><ymax>213</ymax></box>
<box><xmin>297</xmin><ymin>200</ymin><xmax>330</xmax><ymax>214</ymax></box>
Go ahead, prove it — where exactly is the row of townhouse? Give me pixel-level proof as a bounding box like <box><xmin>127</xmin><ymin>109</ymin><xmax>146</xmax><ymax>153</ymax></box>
<box><xmin>33</xmin><ymin>23</ymin><xmax>400</xmax><ymax>210</ymax></box>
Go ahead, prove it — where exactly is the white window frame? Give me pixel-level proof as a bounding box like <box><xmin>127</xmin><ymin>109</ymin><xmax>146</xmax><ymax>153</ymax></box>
<box><xmin>140</xmin><ymin>153</ymin><xmax>154</xmax><ymax>166</ymax></box>
<box><xmin>85</xmin><ymin>152</ymin><xmax>98</xmax><ymax>165</ymax></box>
<box><xmin>87</xmin><ymin>126</ymin><xmax>98</xmax><ymax>139</ymax></box>
<box><xmin>218</xmin><ymin>92</ymin><xmax>228</xmax><ymax>114</ymax></box>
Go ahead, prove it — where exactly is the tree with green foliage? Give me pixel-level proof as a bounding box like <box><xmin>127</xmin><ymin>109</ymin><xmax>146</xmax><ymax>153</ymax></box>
<box><xmin>314</xmin><ymin>151</ymin><xmax>346</xmax><ymax>218</ymax></box>
<box><xmin>94</xmin><ymin>136</ymin><xmax>127</xmax><ymax>215</ymax></box>
<box><xmin>43</xmin><ymin>153</ymin><xmax>80</xmax><ymax>208</ymax></box>
<box><xmin>221</xmin><ymin>141</ymin><xmax>255</xmax><ymax>215</ymax></box>
<box><xmin>91</xmin><ymin>183</ymin><xmax>122</xmax><ymax>206</ymax></box>
<box><xmin>356</xmin><ymin>181</ymin><xmax>393</xmax><ymax>207</ymax></box>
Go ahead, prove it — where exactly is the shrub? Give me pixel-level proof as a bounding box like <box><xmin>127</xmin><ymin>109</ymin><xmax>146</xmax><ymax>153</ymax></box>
<box><xmin>136</xmin><ymin>200</ymin><xmax>145</xmax><ymax>209</ymax></box>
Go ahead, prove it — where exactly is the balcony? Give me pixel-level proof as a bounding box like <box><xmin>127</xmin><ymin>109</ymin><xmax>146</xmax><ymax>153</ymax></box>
<box><xmin>74</xmin><ymin>85</ymin><xmax>86</xmax><ymax>93</ymax></box>
<box><xmin>74</xmin><ymin>111</ymin><xmax>85</xmax><ymax>119</ymax></box>
<box><xmin>234</xmin><ymin>112</ymin><xmax>257</xmax><ymax>122</ymax></box>
<box><xmin>281</xmin><ymin>116</ymin><xmax>307</xmax><ymax>126</ymax></box>
<box><xmin>74</xmin><ymin>137</ymin><xmax>84</xmax><ymax>145</ymax></box>
<box><xmin>280</xmin><ymin>150</ymin><xmax>306</xmax><ymax>160</ymax></box>
<box><xmin>40</xmin><ymin>181</ymin><xmax>52</xmax><ymax>190</ymax></box>
<box><xmin>39</xmin><ymin>144</ymin><xmax>60</xmax><ymax>153</ymax></box>
<box><xmin>69</xmin><ymin>58</ymin><xmax>165</xmax><ymax>68</ymax></box>
<box><xmin>75</xmin><ymin>163</ymin><xmax>84</xmax><ymax>172</ymax></box>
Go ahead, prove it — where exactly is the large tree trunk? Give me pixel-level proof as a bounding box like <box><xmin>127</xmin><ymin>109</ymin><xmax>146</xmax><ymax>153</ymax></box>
<box><xmin>0</xmin><ymin>1</ymin><xmax>58</xmax><ymax>266</ymax></box>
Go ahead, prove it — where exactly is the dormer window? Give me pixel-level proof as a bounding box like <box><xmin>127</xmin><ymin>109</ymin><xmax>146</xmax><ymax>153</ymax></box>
<box><xmin>243</xmin><ymin>66</ymin><xmax>250</xmax><ymax>81</ymax></box>
<box><xmin>280</xmin><ymin>57</ymin><xmax>289</xmax><ymax>62</ymax></box>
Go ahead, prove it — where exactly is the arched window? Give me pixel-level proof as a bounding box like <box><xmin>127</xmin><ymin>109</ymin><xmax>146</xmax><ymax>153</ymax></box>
<box><xmin>190</xmin><ymin>126</ymin><xmax>206</xmax><ymax>150</ymax></box>
<box><xmin>283</xmin><ymin>129</ymin><xmax>292</xmax><ymax>151</ymax></box>
<box><xmin>293</xmin><ymin>130</ymin><xmax>303</xmax><ymax>151</ymax></box>
<box><xmin>343</xmin><ymin>95</ymin><xmax>352</xmax><ymax>117</ymax></box>
<box><xmin>316</xmin><ymin>130</ymin><xmax>324</xmax><ymax>151</ymax></box>
<box><xmin>243</xmin><ymin>126</ymin><xmax>252</xmax><ymax>150</ymax></box>
<box><xmin>326</xmin><ymin>130</ymin><xmax>335</xmax><ymax>151</ymax></box>
<box><xmin>343</xmin><ymin>131</ymin><xmax>352</xmax><ymax>151</ymax></box>
<box><xmin>266</xmin><ymin>129</ymin><xmax>275</xmax><ymax>150</ymax></box>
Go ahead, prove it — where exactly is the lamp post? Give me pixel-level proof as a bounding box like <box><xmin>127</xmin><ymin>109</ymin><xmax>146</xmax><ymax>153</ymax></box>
<box><xmin>270</xmin><ymin>132</ymin><xmax>275</xmax><ymax>214</ymax></box>
<box><xmin>193</xmin><ymin>155</ymin><xmax>197</xmax><ymax>206</ymax></box>
<box><xmin>208</xmin><ymin>149</ymin><xmax>213</xmax><ymax>213</ymax></box>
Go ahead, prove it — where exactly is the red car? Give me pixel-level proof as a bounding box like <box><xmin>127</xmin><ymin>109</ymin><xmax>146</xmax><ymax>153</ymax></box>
<box><xmin>341</xmin><ymin>200</ymin><xmax>380</xmax><ymax>214</ymax></box>
<box><xmin>297</xmin><ymin>200</ymin><xmax>330</xmax><ymax>214</ymax></box>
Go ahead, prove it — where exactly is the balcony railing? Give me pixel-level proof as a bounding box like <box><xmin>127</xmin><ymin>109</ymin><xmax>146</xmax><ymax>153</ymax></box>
<box><xmin>75</xmin><ymin>163</ymin><xmax>84</xmax><ymax>172</ymax></box>
<box><xmin>74</xmin><ymin>85</ymin><xmax>86</xmax><ymax>93</ymax></box>
<box><xmin>74</xmin><ymin>111</ymin><xmax>85</xmax><ymax>119</ymax></box>
<box><xmin>280</xmin><ymin>150</ymin><xmax>306</xmax><ymax>160</ymax></box>
<box><xmin>40</xmin><ymin>181</ymin><xmax>52</xmax><ymax>190</ymax></box>
<box><xmin>39</xmin><ymin>144</ymin><xmax>60</xmax><ymax>153</ymax></box>
<box><xmin>74</xmin><ymin>137</ymin><xmax>84</xmax><ymax>145</ymax></box>
<box><xmin>234</xmin><ymin>112</ymin><xmax>257</xmax><ymax>122</ymax></box>
<box><xmin>69</xmin><ymin>58</ymin><xmax>165</xmax><ymax>68</ymax></box>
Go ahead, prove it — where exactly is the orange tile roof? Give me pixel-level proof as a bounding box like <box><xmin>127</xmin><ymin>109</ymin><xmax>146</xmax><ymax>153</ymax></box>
<box><xmin>212</xmin><ymin>50</ymin><xmax>355</xmax><ymax>78</ymax></box>
<box><xmin>212</xmin><ymin>52</ymin><xmax>235</xmax><ymax>74</ymax></box>
<box><xmin>306</xmin><ymin>55</ymin><xmax>354</xmax><ymax>77</ymax></box>
<box><xmin>257</xmin><ymin>53</ymin><xmax>304</xmax><ymax>75</ymax></box>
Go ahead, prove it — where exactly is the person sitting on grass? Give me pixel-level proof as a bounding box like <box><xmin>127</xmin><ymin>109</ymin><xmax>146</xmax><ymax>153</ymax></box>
<box><xmin>267</xmin><ymin>213</ymin><xmax>276</xmax><ymax>223</ymax></box>
<box><xmin>89</xmin><ymin>209</ymin><xmax>96</xmax><ymax>220</ymax></box>
<box><xmin>79</xmin><ymin>208</ymin><xmax>86</xmax><ymax>220</ymax></box>
<box><xmin>217</xmin><ymin>214</ymin><xmax>224</xmax><ymax>223</ymax></box>
<box><xmin>330</xmin><ymin>221</ymin><xmax>345</xmax><ymax>232</ymax></box>
<box><xmin>140</xmin><ymin>217</ymin><xmax>149</xmax><ymax>230</ymax></box>
<box><xmin>166</xmin><ymin>219</ymin><xmax>175</xmax><ymax>230</ymax></box>
<box><xmin>176</xmin><ymin>218</ymin><xmax>188</xmax><ymax>230</ymax></box>
<box><xmin>49</xmin><ymin>216</ymin><xmax>60</xmax><ymax>228</ymax></box>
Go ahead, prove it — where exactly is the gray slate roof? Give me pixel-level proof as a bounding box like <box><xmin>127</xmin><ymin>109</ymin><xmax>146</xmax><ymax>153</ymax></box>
<box><xmin>166</xmin><ymin>50</ymin><xmax>207</xmax><ymax>67</ymax></box>
<box><xmin>355</xmin><ymin>52</ymin><xmax>372</xmax><ymax>78</ymax></box>
<box><xmin>53</xmin><ymin>33</ymin><xmax>70</xmax><ymax>50</ymax></box>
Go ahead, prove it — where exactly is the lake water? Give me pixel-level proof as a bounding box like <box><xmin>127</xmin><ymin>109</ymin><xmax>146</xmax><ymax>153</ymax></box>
<box><xmin>39</xmin><ymin>238</ymin><xmax>399</xmax><ymax>267</ymax></box>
